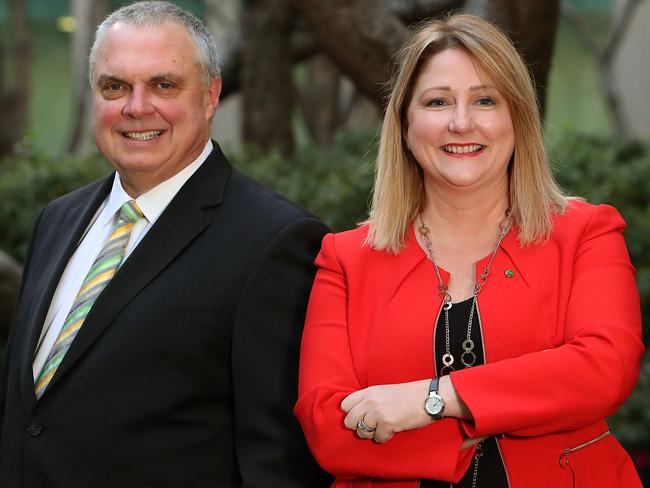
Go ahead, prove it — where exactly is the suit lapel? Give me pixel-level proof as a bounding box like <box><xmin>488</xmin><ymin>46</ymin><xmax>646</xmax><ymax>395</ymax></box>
<box><xmin>41</xmin><ymin>145</ymin><xmax>231</xmax><ymax>396</ymax></box>
<box><xmin>21</xmin><ymin>176</ymin><xmax>113</xmax><ymax>406</ymax></box>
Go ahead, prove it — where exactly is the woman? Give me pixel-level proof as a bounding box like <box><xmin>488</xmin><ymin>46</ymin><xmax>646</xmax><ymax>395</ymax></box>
<box><xmin>294</xmin><ymin>14</ymin><xmax>644</xmax><ymax>487</ymax></box>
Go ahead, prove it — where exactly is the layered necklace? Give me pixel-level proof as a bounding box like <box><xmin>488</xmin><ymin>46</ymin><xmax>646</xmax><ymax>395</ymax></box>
<box><xmin>418</xmin><ymin>208</ymin><xmax>512</xmax><ymax>375</ymax></box>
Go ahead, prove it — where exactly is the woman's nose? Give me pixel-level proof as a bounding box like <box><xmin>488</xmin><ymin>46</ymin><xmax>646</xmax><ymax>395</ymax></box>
<box><xmin>448</xmin><ymin>106</ymin><xmax>473</xmax><ymax>133</ymax></box>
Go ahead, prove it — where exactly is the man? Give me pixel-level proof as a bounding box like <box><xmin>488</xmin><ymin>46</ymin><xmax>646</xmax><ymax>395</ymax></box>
<box><xmin>0</xmin><ymin>2</ymin><xmax>330</xmax><ymax>487</ymax></box>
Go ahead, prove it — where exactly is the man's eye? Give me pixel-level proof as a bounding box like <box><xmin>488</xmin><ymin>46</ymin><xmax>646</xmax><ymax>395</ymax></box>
<box><xmin>101</xmin><ymin>83</ymin><xmax>125</xmax><ymax>99</ymax></box>
<box><xmin>159</xmin><ymin>82</ymin><xmax>174</xmax><ymax>89</ymax></box>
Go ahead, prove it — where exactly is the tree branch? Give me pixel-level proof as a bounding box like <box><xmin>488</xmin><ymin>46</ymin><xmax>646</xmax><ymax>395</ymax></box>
<box><xmin>464</xmin><ymin>0</ymin><xmax>511</xmax><ymax>28</ymax></box>
<box><xmin>289</xmin><ymin>0</ymin><xmax>410</xmax><ymax>106</ymax></box>
<box><xmin>0</xmin><ymin>0</ymin><xmax>29</xmax><ymax>156</ymax></box>
<box><xmin>561</xmin><ymin>2</ymin><xmax>603</xmax><ymax>59</ymax></box>
<box><xmin>218</xmin><ymin>0</ymin><xmax>463</xmax><ymax>101</ymax></box>
<box><xmin>561</xmin><ymin>0</ymin><xmax>638</xmax><ymax>137</ymax></box>
<box><xmin>386</xmin><ymin>0</ymin><xmax>463</xmax><ymax>24</ymax></box>
<box><xmin>603</xmin><ymin>0</ymin><xmax>643</xmax><ymax>64</ymax></box>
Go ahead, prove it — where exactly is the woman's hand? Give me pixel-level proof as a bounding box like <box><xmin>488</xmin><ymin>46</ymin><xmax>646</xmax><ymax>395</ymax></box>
<box><xmin>341</xmin><ymin>380</ymin><xmax>432</xmax><ymax>443</ymax></box>
<box><xmin>341</xmin><ymin>376</ymin><xmax>474</xmax><ymax>443</ymax></box>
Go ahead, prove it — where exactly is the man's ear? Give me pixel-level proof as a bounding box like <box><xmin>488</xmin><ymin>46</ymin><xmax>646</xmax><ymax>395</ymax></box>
<box><xmin>206</xmin><ymin>77</ymin><xmax>222</xmax><ymax>120</ymax></box>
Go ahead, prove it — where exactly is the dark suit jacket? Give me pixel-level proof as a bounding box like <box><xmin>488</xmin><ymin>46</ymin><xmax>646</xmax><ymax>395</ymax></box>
<box><xmin>0</xmin><ymin>144</ymin><xmax>331</xmax><ymax>488</ymax></box>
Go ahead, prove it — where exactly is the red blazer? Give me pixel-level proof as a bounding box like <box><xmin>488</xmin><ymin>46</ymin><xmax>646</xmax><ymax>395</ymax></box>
<box><xmin>295</xmin><ymin>200</ymin><xmax>644</xmax><ymax>487</ymax></box>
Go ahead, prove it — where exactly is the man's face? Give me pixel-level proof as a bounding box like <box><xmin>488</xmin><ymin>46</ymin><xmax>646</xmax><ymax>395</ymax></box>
<box><xmin>92</xmin><ymin>21</ymin><xmax>221</xmax><ymax>196</ymax></box>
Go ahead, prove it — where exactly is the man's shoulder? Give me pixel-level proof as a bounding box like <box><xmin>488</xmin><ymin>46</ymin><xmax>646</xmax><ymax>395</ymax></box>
<box><xmin>226</xmin><ymin>168</ymin><xmax>318</xmax><ymax>226</ymax></box>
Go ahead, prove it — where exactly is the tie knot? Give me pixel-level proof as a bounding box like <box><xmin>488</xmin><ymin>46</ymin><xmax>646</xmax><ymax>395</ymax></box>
<box><xmin>118</xmin><ymin>200</ymin><xmax>143</xmax><ymax>224</ymax></box>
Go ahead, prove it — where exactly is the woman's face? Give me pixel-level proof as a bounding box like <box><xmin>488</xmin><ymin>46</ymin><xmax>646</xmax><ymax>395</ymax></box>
<box><xmin>404</xmin><ymin>48</ymin><xmax>514</xmax><ymax>194</ymax></box>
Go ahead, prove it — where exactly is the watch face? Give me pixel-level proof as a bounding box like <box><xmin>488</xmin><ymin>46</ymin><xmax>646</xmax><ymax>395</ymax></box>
<box><xmin>425</xmin><ymin>395</ymin><xmax>444</xmax><ymax>417</ymax></box>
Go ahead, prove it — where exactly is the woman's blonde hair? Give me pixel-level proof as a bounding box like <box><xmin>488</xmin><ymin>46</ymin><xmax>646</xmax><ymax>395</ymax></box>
<box><xmin>366</xmin><ymin>14</ymin><xmax>568</xmax><ymax>253</ymax></box>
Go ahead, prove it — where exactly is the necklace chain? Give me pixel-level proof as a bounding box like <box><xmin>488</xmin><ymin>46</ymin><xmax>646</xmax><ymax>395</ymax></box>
<box><xmin>418</xmin><ymin>208</ymin><xmax>512</xmax><ymax>375</ymax></box>
<box><xmin>419</xmin><ymin>210</ymin><xmax>510</xmax><ymax>488</ymax></box>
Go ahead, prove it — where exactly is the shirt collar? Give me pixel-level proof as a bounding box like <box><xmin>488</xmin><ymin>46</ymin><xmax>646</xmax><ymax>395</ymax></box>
<box><xmin>99</xmin><ymin>178</ymin><xmax>133</xmax><ymax>229</ymax></box>
<box><xmin>103</xmin><ymin>140</ymin><xmax>213</xmax><ymax>227</ymax></box>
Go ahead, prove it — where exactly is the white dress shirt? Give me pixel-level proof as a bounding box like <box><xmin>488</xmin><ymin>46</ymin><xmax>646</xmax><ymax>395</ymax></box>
<box><xmin>32</xmin><ymin>140</ymin><xmax>214</xmax><ymax>379</ymax></box>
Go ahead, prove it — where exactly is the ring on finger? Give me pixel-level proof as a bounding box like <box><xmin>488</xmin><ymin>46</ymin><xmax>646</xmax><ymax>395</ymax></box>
<box><xmin>357</xmin><ymin>418</ymin><xmax>376</xmax><ymax>433</ymax></box>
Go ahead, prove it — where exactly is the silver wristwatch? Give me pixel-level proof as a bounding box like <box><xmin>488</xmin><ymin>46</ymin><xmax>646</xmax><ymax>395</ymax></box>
<box><xmin>424</xmin><ymin>377</ymin><xmax>445</xmax><ymax>420</ymax></box>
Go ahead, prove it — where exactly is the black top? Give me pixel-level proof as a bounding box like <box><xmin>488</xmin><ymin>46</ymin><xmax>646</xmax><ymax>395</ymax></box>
<box><xmin>420</xmin><ymin>297</ymin><xmax>509</xmax><ymax>487</ymax></box>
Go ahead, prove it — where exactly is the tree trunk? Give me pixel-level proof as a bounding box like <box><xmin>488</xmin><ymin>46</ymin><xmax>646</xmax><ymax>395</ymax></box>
<box><xmin>205</xmin><ymin>0</ymin><xmax>242</xmax><ymax>100</ymax></box>
<box><xmin>300</xmin><ymin>55</ymin><xmax>341</xmax><ymax>147</ymax></box>
<box><xmin>241</xmin><ymin>0</ymin><xmax>295</xmax><ymax>157</ymax></box>
<box><xmin>386</xmin><ymin>0</ymin><xmax>464</xmax><ymax>24</ymax></box>
<box><xmin>465</xmin><ymin>0</ymin><xmax>560</xmax><ymax>117</ymax></box>
<box><xmin>0</xmin><ymin>21</ymin><xmax>6</xmax><ymax>155</ymax></box>
<box><xmin>68</xmin><ymin>0</ymin><xmax>107</xmax><ymax>154</ymax></box>
<box><xmin>464</xmin><ymin>0</ymin><xmax>512</xmax><ymax>27</ymax></box>
<box><xmin>217</xmin><ymin>0</ymin><xmax>464</xmax><ymax>101</ymax></box>
<box><xmin>0</xmin><ymin>250</ymin><xmax>22</xmax><ymax>345</ymax></box>
<box><xmin>11</xmin><ymin>0</ymin><xmax>29</xmax><ymax>137</ymax></box>
<box><xmin>0</xmin><ymin>0</ymin><xmax>30</xmax><ymax>157</ymax></box>
<box><xmin>291</xmin><ymin>0</ymin><xmax>410</xmax><ymax>107</ymax></box>
<box><xmin>561</xmin><ymin>0</ymin><xmax>644</xmax><ymax>138</ymax></box>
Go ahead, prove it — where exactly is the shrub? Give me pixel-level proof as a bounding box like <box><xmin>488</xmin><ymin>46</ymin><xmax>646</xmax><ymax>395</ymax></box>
<box><xmin>0</xmin><ymin>139</ymin><xmax>110</xmax><ymax>261</ymax></box>
<box><xmin>228</xmin><ymin>130</ymin><xmax>376</xmax><ymax>232</ymax></box>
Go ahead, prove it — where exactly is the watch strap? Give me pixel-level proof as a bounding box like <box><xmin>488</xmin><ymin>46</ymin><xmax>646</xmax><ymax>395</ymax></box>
<box><xmin>428</xmin><ymin>377</ymin><xmax>440</xmax><ymax>395</ymax></box>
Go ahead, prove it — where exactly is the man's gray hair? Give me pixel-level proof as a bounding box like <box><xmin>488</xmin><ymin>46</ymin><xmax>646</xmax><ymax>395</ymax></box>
<box><xmin>88</xmin><ymin>1</ymin><xmax>220</xmax><ymax>86</ymax></box>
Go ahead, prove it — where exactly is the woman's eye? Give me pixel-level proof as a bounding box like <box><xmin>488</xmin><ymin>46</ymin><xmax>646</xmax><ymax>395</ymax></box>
<box><xmin>476</xmin><ymin>96</ymin><xmax>495</xmax><ymax>106</ymax></box>
<box><xmin>426</xmin><ymin>98</ymin><xmax>447</xmax><ymax>107</ymax></box>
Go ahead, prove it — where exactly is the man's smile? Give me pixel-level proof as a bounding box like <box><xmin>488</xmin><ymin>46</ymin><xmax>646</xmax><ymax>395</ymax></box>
<box><xmin>122</xmin><ymin>130</ymin><xmax>164</xmax><ymax>141</ymax></box>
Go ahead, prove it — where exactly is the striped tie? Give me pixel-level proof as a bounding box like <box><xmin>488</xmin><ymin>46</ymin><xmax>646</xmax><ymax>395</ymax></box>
<box><xmin>35</xmin><ymin>200</ymin><xmax>143</xmax><ymax>400</ymax></box>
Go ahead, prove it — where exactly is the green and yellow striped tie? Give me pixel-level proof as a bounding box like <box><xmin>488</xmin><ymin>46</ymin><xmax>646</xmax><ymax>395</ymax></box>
<box><xmin>35</xmin><ymin>200</ymin><xmax>143</xmax><ymax>400</ymax></box>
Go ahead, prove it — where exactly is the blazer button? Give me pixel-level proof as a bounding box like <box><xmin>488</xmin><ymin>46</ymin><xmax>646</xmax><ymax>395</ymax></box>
<box><xmin>27</xmin><ymin>421</ymin><xmax>43</xmax><ymax>437</ymax></box>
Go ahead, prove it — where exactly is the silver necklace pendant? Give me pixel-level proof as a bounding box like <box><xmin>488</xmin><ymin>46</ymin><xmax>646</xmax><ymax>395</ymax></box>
<box><xmin>440</xmin><ymin>365</ymin><xmax>454</xmax><ymax>376</ymax></box>
<box><xmin>461</xmin><ymin>298</ymin><xmax>478</xmax><ymax>368</ymax></box>
<box><xmin>461</xmin><ymin>338</ymin><xmax>477</xmax><ymax>368</ymax></box>
<box><xmin>441</xmin><ymin>353</ymin><xmax>454</xmax><ymax>368</ymax></box>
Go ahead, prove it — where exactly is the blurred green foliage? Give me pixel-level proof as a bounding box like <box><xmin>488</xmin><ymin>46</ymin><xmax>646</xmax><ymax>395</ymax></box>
<box><xmin>230</xmin><ymin>131</ymin><xmax>376</xmax><ymax>232</ymax></box>
<box><xmin>544</xmin><ymin>14</ymin><xmax>612</xmax><ymax>146</ymax></box>
<box><xmin>0</xmin><ymin>139</ymin><xmax>110</xmax><ymax>261</ymax></box>
<box><xmin>0</xmin><ymin>130</ymin><xmax>648</xmax><ymax>452</ymax></box>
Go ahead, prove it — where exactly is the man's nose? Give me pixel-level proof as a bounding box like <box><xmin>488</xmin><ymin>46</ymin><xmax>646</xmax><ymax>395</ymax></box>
<box><xmin>122</xmin><ymin>87</ymin><xmax>155</xmax><ymax>118</ymax></box>
<box><xmin>448</xmin><ymin>105</ymin><xmax>473</xmax><ymax>133</ymax></box>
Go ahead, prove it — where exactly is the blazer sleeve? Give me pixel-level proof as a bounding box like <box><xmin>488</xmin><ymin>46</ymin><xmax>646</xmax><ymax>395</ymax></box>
<box><xmin>231</xmin><ymin>216</ymin><xmax>332</xmax><ymax>488</ymax></box>
<box><xmin>295</xmin><ymin>233</ymin><xmax>473</xmax><ymax>482</ymax></box>
<box><xmin>451</xmin><ymin>204</ymin><xmax>645</xmax><ymax>438</ymax></box>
